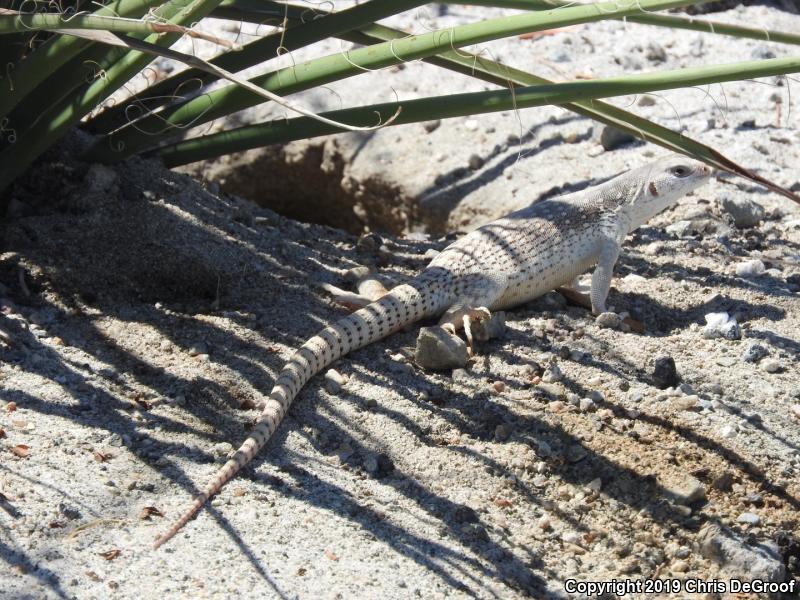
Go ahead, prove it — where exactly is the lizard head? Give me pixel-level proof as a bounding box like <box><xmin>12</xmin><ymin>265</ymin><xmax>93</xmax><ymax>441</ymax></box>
<box><xmin>626</xmin><ymin>154</ymin><xmax>713</xmax><ymax>228</ymax></box>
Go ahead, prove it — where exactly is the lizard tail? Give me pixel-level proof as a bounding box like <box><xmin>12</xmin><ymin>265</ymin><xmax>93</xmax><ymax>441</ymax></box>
<box><xmin>153</xmin><ymin>280</ymin><xmax>443</xmax><ymax>549</ymax></box>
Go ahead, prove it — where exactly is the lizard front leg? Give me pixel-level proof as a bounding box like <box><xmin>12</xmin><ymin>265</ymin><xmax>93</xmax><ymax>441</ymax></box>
<box><xmin>590</xmin><ymin>238</ymin><xmax>621</xmax><ymax>315</ymax></box>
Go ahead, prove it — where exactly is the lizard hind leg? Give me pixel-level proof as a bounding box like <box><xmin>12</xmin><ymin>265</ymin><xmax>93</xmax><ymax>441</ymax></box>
<box><xmin>439</xmin><ymin>305</ymin><xmax>492</xmax><ymax>355</ymax></box>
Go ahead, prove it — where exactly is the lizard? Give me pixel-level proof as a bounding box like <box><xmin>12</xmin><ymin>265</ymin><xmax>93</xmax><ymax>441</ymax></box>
<box><xmin>154</xmin><ymin>154</ymin><xmax>711</xmax><ymax>548</ymax></box>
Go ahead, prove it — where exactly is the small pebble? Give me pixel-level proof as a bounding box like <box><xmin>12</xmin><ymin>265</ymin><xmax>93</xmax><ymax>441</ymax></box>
<box><xmin>324</xmin><ymin>369</ymin><xmax>346</xmax><ymax>394</ymax></box>
<box><xmin>671</xmin><ymin>560</ymin><xmax>689</xmax><ymax>573</ymax></box>
<box><xmin>741</xmin><ymin>343</ymin><xmax>769</xmax><ymax>363</ymax></box>
<box><xmin>761</xmin><ymin>359</ymin><xmax>784</xmax><ymax>373</ymax></box>
<box><xmin>652</xmin><ymin>355</ymin><xmax>679</xmax><ymax>389</ymax></box>
<box><xmin>464</xmin><ymin>119</ymin><xmax>479</xmax><ymax>131</ymax></box>
<box><xmin>719</xmin><ymin>425</ymin><xmax>737</xmax><ymax>439</ymax></box>
<box><xmin>737</xmin><ymin>512</ymin><xmax>760</xmax><ymax>526</ymax></box>
<box><xmin>703</xmin><ymin>312</ymin><xmax>741</xmax><ymax>340</ymax></box>
<box><xmin>595</xmin><ymin>312</ymin><xmax>621</xmax><ymax>329</ymax></box>
<box><xmin>663</xmin><ymin>475</ymin><xmax>706</xmax><ymax>505</ymax></box>
<box><xmin>188</xmin><ymin>341</ymin><xmax>208</xmax><ymax>356</ymax></box>
<box><xmin>494</xmin><ymin>424</ymin><xmax>511</xmax><ymax>442</ymax></box>
<box><xmin>213</xmin><ymin>442</ymin><xmax>233</xmax><ymax>457</ymax></box>
<box><xmin>579</xmin><ymin>398</ymin><xmax>595</xmax><ymax>412</ymax></box>
<box><xmin>735</xmin><ymin>259</ymin><xmax>766</xmax><ymax>278</ymax></box>
<box><xmin>542</xmin><ymin>363</ymin><xmax>563</xmax><ymax>383</ymax></box>
<box><xmin>720</xmin><ymin>195</ymin><xmax>765</xmax><ymax>228</ymax></box>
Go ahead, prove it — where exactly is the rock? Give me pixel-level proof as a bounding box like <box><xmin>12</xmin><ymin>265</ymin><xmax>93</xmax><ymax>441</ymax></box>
<box><xmin>415</xmin><ymin>327</ymin><xmax>468</xmax><ymax>370</ymax></box>
<box><xmin>663</xmin><ymin>475</ymin><xmax>706</xmax><ymax>505</ymax></box>
<box><xmin>464</xmin><ymin>119</ymin><xmax>479</xmax><ymax>131</ymax></box>
<box><xmin>741</xmin><ymin>343</ymin><xmax>769</xmax><ymax>363</ymax></box>
<box><xmin>744</xmin><ymin>493</ymin><xmax>764</xmax><ymax>507</ymax></box>
<box><xmin>673</xmin><ymin>395</ymin><xmax>698</xmax><ymax>411</ymax></box>
<box><xmin>468</xmin><ymin>154</ymin><xmax>484</xmax><ymax>170</ymax></box>
<box><xmin>761</xmin><ymin>358</ymin><xmax>784</xmax><ymax>373</ymax></box>
<box><xmin>702</xmin><ymin>312</ymin><xmax>741</xmax><ymax>340</ymax></box>
<box><xmin>579</xmin><ymin>397</ymin><xmax>595</xmax><ymax>412</ymax></box>
<box><xmin>596</xmin><ymin>125</ymin><xmax>637</xmax><ymax>151</ymax></box>
<box><xmin>719</xmin><ymin>425</ymin><xmax>737</xmax><ymax>438</ymax></box>
<box><xmin>665</xmin><ymin>220</ymin><xmax>693</xmax><ymax>238</ymax></box>
<box><xmin>637</xmin><ymin>95</ymin><xmax>657</xmax><ymax>107</ymax></box>
<box><xmin>645</xmin><ymin>41</ymin><xmax>667</xmax><ymax>62</ymax></box>
<box><xmin>720</xmin><ymin>195</ymin><xmax>765</xmax><ymax>228</ymax></box>
<box><xmin>188</xmin><ymin>341</ymin><xmax>209</xmax><ymax>356</ymax></box>
<box><xmin>715</xmin><ymin>356</ymin><xmax>737</xmax><ymax>367</ymax></box>
<box><xmin>712</xmin><ymin>472</ymin><xmax>734</xmax><ymax>491</ymax></box>
<box><xmin>59</xmin><ymin>503</ymin><xmax>82</xmax><ymax>520</ymax></box>
<box><xmin>213</xmin><ymin>442</ymin><xmax>233</xmax><ymax>458</ymax></box>
<box><xmin>357</xmin><ymin>233</ymin><xmax>383</xmax><ymax>253</ymax></box>
<box><xmin>671</xmin><ymin>560</ymin><xmax>689</xmax><ymax>573</ymax></box>
<box><xmin>737</xmin><ymin>512</ymin><xmax>761</xmax><ymax>526</ymax></box>
<box><xmin>423</xmin><ymin>120</ymin><xmax>441</xmax><ymax>133</ymax></box>
<box><xmin>698</xmin><ymin>524</ymin><xmax>784</xmax><ymax>582</ymax></box>
<box><xmin>494</xmin><ymin>424</ymin><xmax>511</xmax><ymax>442</ymax></box>
<box><xmin>736</xmin><ymin>259</ymin><xmax>766</xmax><ymax>278</ymax></box>
<box><xmin>595</xmin><ymin>312</ymin><xmax>621</xmax><ymax>329</ymax></box>
<box><xmin>324</xmin><ymin>369</ymin><xmax>346</xmax><ymax>394</ymax></box>
<box><xmin>652</xmin><ymin>355</ymin><xmax>679</xmax><ymax>389</ymax></box>
<box><xmin>542</xmin><ymin>363</ymin><xmax>564</xmax><ymax>383</ymax></box>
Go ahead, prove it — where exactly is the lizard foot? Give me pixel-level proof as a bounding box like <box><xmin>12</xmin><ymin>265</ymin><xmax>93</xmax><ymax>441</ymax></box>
<box><xmin>439</xmin><ymin>306</ymin><xmax>492</xmax><ymax>356</ymax></box>
<box><xmin>321</xmin><ymin>267</ymin><xmax>391</xmax><ymax>311</ymax></box>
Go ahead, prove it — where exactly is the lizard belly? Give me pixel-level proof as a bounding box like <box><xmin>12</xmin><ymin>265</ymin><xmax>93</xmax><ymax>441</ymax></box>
<box><xmin>490</xmin><ymin>242</ymin><xmax>600</xmax><ymax>311</ymax></box>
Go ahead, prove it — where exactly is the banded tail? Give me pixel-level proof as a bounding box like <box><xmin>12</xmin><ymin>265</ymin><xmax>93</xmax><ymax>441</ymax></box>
<box><xmin>154</xmin><ymin>280</ymin><xmax>444</xmax><ymax>549</ymax></box>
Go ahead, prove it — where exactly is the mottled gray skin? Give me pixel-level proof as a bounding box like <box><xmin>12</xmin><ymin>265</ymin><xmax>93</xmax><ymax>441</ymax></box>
<box><xmin>154</xmin><ymin>155</ymin><xmax>711</xmax><ymax>548</ymax></box>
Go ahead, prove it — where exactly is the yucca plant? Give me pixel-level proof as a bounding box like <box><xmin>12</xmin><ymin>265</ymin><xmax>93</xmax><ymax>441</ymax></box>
<box><xmin>0</xmin><ymin>0</ymin><xmax>799</xmax><ymax>203</ymax></box>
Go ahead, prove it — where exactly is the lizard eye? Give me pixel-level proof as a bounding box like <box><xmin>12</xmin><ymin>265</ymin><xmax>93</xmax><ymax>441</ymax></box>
<box><xmin>670</xmin><ymin>165</ymin><xmax>691</xmax><ymax>178</ymax></box>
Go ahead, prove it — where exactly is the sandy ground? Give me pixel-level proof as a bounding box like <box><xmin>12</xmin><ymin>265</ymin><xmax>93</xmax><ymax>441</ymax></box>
<box><xmin>1</xmin><ymin>2</ymin><xmax>800</xmax><ymax>600</ymax></box>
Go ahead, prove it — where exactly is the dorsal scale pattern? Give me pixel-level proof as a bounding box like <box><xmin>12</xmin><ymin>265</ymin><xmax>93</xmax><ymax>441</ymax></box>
<box><xmin>154</xmin><ymin>154</ymin><xmax>711</xmax><ymax>548</ymax></box>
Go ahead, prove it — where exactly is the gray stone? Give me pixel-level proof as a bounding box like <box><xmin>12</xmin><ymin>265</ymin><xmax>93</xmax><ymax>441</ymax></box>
<box><xmin>652</xmin><ymin>355</ymin><xmax>679</xmax><ymax>389</ymax></box>
<box><xmin>741</xmin><ymin>343</ymin><xmax>769</xmax><ymax>363</ymax></box>
<box><xmin>415</xmin><ymin>326</ymin><xmax>468</xmax><ymax>371</ymax></box>
<box><xmin>596</xmin><ymin>125</ymin><xmax>637</xmax><ymax>151</ymax></box>
<box><xmin>665</xmin><ymin>220</ymin><xmax>694</xmax><ymax>238</ymax></box>
<box><xmin>468</xmin><ymin>154</ymin><xmax>484</xmax><ymax>170</ymax></box>
<box><xmin>703</xmin><ymin>312</ymin><xmax>741</xmax><ymax>340</ymax></box>
<box><xmin>663</xmin><ymin>475</ymin><xmax>706</xmax><ymax>505</ymax></box>
<box><xmin>720</xmin><ymin>195</ymin><xmax>765</xmax><ymax>228</ymax></box>
<box><xmin>762</xmin><ymin>358</ymin><xmax>784</xmax><ymax>373</ymax></box>
<box><xmin>735</xmin><ymin>259</ymin><xmax>766</xmax><ymax>278</ymax></box>
<box><xmin>698</xmin><ymin>524</ymin><xmax>784</xmax><ymax>582</ymax></box>
<box><xmin>595</xmin><ymin>312</ymin><xmax>621</xmax><ymax>329</ymax></box>
<box><xmin>737</xmin><ymin>512</ymin><xmax>761</xmax><ymax>525</ymax></box>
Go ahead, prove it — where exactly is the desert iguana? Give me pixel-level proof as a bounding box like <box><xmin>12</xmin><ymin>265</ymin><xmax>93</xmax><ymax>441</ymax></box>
<box><xmin>154</xmin><ymin>154</ymin><xmax>711</xmax><ymax>548</ymax></box>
